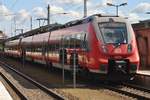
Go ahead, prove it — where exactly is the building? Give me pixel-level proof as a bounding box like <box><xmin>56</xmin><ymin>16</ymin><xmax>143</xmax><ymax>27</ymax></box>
<box><xmin>132</xmin><ymin>20</ymin><xmax>150</xmax><ymax>70</ymax></box>
<box><xmin>0</xmin><ymin>30</ymin><xmax>7</xmax><ymax>51</ymax></box>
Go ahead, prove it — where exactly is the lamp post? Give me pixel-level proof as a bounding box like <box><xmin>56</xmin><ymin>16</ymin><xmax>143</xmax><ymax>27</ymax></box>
<box><xmin>107</xmin><ymin>3</ymin><xmax>127</xmax><ymax>16</ymax></box>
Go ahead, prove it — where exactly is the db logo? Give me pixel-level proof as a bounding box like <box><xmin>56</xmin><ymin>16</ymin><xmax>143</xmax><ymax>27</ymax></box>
<box><xmin>114</xmin><ymin>48</ymin><xmax>122</xmax><ymax>53</ymax></box>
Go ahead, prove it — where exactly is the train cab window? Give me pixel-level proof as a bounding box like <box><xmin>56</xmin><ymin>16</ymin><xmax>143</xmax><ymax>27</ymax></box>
<box><xmin>99</xmin><ymin>22</ymin><xmax>127</xmax><ymax>44</ymax></box>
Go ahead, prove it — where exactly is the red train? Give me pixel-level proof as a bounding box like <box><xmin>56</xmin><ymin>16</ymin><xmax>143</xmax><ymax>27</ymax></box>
<box><xmin>4</xmin><ymin>14</ymin><xmax>139</xmax><ymax>81</ymax></box>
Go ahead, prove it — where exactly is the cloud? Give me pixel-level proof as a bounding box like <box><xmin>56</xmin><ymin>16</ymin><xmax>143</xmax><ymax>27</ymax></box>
<box><xmin>32</xmin><ymin>6</ymin><xmax>64</xmax><ymax>18</ymax></box>
<box><xmin>68</xmin><ymin>10</ymin><xmax>81</xmax><ymax>18</ymax></box>
<box><xmin>51</xmin><ymin>5</ymin><xmax>64</xmax><ymax>13</ymax></box>
<box><xmin>44</xmin><ymin>0</ymin><xmax>82</xmax><ymax>5</ymax></box>
<box><xmin>15</xmin><ymin>9</ymin><xmax>30</xmax><ymax>24</ymax></box>
<box><xmin>0</xmin><ymin>5</ymin><xmax>12</xmax><ymax>21</ymax></box>
<box><xmin>88</xmin><ymin>9</ymin><xmax>106</xmax><ymax>16</ymax></box>
<box><xmin>132</xmin><ymin>2</ymin><xmax>150</xmax><ymax>13</ymax></box>
<box><xmin>93</xmin><ymin>0</ymin><xmax>107</xmax><ymax>9</ymax></box>
<box><xmin>32</xmin><ymin>7</ymin><xmax>47</xmax><ymax>18</ymax></box>
<box><xmin>91</xmin><ymin>0</ymin><xmax>114</xmax><ymax>10</ymax></box>
<box><xmin>127</xmin><ymin>13</ymin><xmax>140</xmax><ymax>23</ymax></box>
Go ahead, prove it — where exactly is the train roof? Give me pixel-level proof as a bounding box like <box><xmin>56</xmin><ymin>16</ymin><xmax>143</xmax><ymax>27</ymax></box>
<box><xmin>5</xmin><ymin>14</ymin><xmax>120</xmax><ymax>42</ymax></box>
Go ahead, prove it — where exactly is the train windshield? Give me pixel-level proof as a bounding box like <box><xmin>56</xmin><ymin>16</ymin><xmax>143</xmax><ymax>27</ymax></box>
<box><xmin>99</xmin><ymin>22</ymin><xmax>127</xmax><ymax>44</ymax></box>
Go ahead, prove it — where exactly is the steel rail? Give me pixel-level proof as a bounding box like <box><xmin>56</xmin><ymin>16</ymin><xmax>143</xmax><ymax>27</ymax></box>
<box><xmin>122</xmin><ymin>83</ymin><xmax>150</xmax><ymax>93</ymax></box>
<box><xmin>102</xmin><ymin>84</ymin><xmax>150</xmax><ymax>100</ymax></box>
<box><xmin>0</xmin><ymin>60</ymin><xmax>66</xmax><ymax>100</ymax></box>
<box><xmin>0</xmin><ymin>72</ymin><xmax>27</xmax><ymax>100</ymax></box>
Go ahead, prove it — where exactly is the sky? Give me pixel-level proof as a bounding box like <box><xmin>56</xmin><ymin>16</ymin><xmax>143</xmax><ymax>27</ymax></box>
<box><xmin>0</xmin><ymin>0</ymin><xmax>150</xmax><ymax>37</ymax></box>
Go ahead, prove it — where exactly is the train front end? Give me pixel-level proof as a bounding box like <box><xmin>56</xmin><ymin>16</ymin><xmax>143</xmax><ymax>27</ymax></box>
<box><xmin>90</xmin><ymin>16</ymin><xmax>139</xmax><ymax>81</ymax></box>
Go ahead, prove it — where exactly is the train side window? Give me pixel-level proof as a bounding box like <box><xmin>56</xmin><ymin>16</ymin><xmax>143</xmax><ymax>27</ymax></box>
<box><xmin>80</xmin><ymin>33</ymin><xmax>85</xmax><ymax>49</ymax></box>
<box><xmin>60</xmin><ymin>35</ymin><xmax>63</xmax><ymax>48</ymax></box>
<box><xmin>56</xmin><ymin>36</ymin><xmax>60</xmax><ymax>50</ymax></box>
<box><xmin>48</xmin><ymin>44</ymin><xmax>51</xmax><ymax>52</ymax></box>
<box><xmin>79</xmin><ymin>33</ymin><xmax>89</xmax><ymax>51</ymax></box>
<box><xmin>63</xmin><ymin>36</ymin><xmax>68</xmax><ymax>48</ymax></box>
<box><xmin>75</xmin><ymin>34</ymin><xmax>81</xmax><ymax>48</ymax></box>
<box><xmin>49</xmin><ymin>44</ymin><xmax>52</xmax><ymax>52</ymax></box>
<box><xmin>84</xmin><ymin>34</ymin><xmax>89</xmax><ymax>51</ymax></box>
<box><xmin>61</xmin><ymin>36</ymin><xmax>67</xmax><ymax>48</ymax></box>
<box><xmin>68</xmin><ymin>36</ymin><xmax>71</xmax><ymax>48</ymax></box>
<box><xmin>35</xmin><ymin>47</ymin><xmax>42</xmax><ymax>52</ymax></box>
<box><xmin>32</xmin><ymin>47</ymin><xmax>35</xmax><ymax>52</ymax></box>
<box><xmin>30</xmin><ymin>48</ymin><xmax>31</xmax><ymax>52</ymax></box>
<box><xmin>68</xmin><ymin>35</ymin><xmax>72</xmax><ymax>48</ymax></box>
<box><xmin>66</xmin><ymin>36</ymin><xmax>70</xmax><ymax>48</ymax></box>
<box><xmin>69</xmin><ymin>35</ymin><xmax>71</xmax><ymax>48</ymax></box>
<box><xmin>55</xmin><ymin>36</ymin><xmax>58</xmax><ymax>51</ymax></box>
<box><xmin>42</xmin><ymin>45</ymin><xmax>46</xmax><ymax>55</ymax></box>
<box><xmin>70</xmin><ymin>35</ymin><xmax>75</xmax><ymax>48</ymax></box>
<box><xmin>63</xmin><ymin>37</ymin><xmax>67</xmax><ymax>48</ymax></box>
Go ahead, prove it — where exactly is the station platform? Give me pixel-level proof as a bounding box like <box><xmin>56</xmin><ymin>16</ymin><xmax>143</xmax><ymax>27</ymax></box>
<box><xmin>137</xmin><ymin>70</ymin><xmax>150</xmax><ymax>76</ymax></box>
<box><xmin>0</xmin><ymin>81</ymin><xmax>13</xmax><ymax>100</ymax></box>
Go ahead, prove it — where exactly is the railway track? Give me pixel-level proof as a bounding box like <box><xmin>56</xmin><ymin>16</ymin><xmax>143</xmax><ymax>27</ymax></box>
<box><xmin>1</xmin><ymin>57</ymin><xmax>150</xmax><ymax>100</ymax></box>
<box><xmin>101</xmin><ymin>82</ymin><xmax>150</xmax><ymax>100</ymax></box>
<box><xmin>0</xmin><ymin>72</ymin><xmax>27</xmax><ymax>100</ymax></box>
<box><xmin>122</xmin><ymin>83</ymin><xmax>150</xmax><ymax>93</ymax></box>
<box><xmin>0</xmin><ymin>60</ymin><xmax>66</xmax><ymax>100</ymax></box>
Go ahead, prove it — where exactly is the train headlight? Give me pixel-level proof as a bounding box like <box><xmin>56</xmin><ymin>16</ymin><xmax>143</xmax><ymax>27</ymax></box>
<box><xmin>127</xmin><ymin>44</ymin><xmax>132</xmax><ymax>53</ymax></box>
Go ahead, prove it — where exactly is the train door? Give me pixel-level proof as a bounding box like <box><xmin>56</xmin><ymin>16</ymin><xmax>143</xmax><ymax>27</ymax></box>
<box><xmin>76</xmin><ymin>33</ymin><xmax>89</xmax><ymax>72</ymax></box>
<box><xmin>70</xmin><ymin>34</ymin><xmax>77</xmax><ymax>68</ymax></box>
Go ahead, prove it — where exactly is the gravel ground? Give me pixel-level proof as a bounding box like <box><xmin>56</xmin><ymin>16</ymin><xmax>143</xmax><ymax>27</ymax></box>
<box><xmin>58</xmin><ymin>88</ymin><xmax>134</xmax><ymax>100</ymax></box>
<box><xmin>0</xmin><ymin>57</ymin><xmax>136</xmax><ymax>100</ymax></box>
<box><xmin>120</xmin><ymin>86</ymin><xmax>150</xmax><ymax>98</ymax></box>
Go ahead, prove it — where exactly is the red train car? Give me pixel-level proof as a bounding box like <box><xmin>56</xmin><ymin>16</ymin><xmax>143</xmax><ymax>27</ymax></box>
<box><xmin>4</xmin><ymin>14</ymin><xmax>139</xmax><ymax>81</ymax></box>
